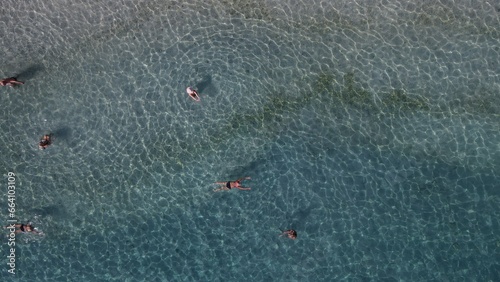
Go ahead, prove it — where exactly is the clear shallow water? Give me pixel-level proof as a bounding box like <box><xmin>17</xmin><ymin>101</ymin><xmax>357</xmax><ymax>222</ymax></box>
<box><xmin>1</xmin><ymin>0</ymin><xmax>499</xmax><ymax>281</ymax></box>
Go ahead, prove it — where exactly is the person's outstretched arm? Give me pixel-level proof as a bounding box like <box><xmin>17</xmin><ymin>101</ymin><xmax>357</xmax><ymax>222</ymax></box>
<box><xmin>235</xmin><ymin>186</ymin><xmax>250</xmax><ymax>191</ymax></box>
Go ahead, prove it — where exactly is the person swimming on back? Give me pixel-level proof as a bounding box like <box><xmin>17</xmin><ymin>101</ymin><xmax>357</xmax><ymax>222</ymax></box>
<box><xmin>0</xmin><ymin>77</ymin><xmax>24</xmax><ymax>87</ymax></box>
<box><xmin>39</xmin><ymin>134</ymin><xmax>52</xmax><ymax>149</ymax></box>
<box><xmin>214</xmin><ymin>177</ymin><xmax>251</xmax><ymax>192</ymax></box>
<box><xmin>186</xmin><ymin>87</ymin><xmax>200</xmax><ymax>101</ymax></box>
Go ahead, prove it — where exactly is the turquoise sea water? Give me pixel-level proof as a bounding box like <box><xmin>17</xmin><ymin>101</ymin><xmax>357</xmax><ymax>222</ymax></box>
<box><xmin>1</xmin><ymin>0</ymin><xmax>499</xmax><ymax>281</ymax></box>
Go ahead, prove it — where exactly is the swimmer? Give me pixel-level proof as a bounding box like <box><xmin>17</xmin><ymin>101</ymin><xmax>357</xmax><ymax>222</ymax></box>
<box><xmin>279</xmin><ymin>229</ymin><xmax>297</xmax><ymax>240</ymax></box>
<box><xmin>214</xmin><ymin>176</ymin><xmax>251</xmax><ymax>192</ymax></box>
<box><xmin>5</xmin><ymin>223</ymin><xmax>39</xmax><ymax>234</ymax></box>
<box><xmin>39</xmin><ymin>134</ymin><xmax>52</xmax><ymax>150</ymax></box>
<box><xmin>0</xmin><ymin>77</ymin><xmax>24</xmax><ymax>87</ymax></box>
<box><xmin>186</xmin><ymin>87</ymin><xmax>200</xmax><ymax>101</ymax></box>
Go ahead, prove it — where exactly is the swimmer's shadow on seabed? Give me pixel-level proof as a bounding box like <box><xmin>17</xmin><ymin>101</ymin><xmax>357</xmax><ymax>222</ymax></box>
<box><xmin>52</xmin><ymin>127</ymin><xmax>71</xmax><ymax>140</ymax></box>
<box><xmin>222</xmin><ymin>158</ymin><xmax>261</xmax><ymax>183</ymax></box>
<box><xmin>31</xmin><ymin>203</ymin><xmax>70</xmax><ymax>231</ymax></box>
<box><xmin>195</xmin><ymin>75</ymin><xmax>213</xmax><ymax>94</ymax></box>
<box><xmin>32</xmin><ymin>204</ymin><xmax>66</xmax><ymax>218</ymax></box>
<box><xmin>37</xmin><ymin>126</ymin><xmax>72</xmax><ymax>148</ymax></box>
<box><xmin>289</xmin><ymin>205</ymin><xmax>313</xmax><ymax>226</ymax></box>
<box><xmin>16</xmin><ymin>64</ymin><xmax>45</xmax><ymax>81</ymax></box>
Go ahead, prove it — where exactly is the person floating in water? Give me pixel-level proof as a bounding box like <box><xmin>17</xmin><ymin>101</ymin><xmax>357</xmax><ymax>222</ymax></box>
<box><xmin>0</xmin><ymin>77</ymin><xmax>24</xmax><ymax>87</ymax></box>
<box><xmin>280</xmin><ymin>229</ymin><xmax>297</xmax><ymax>240</ymax></box>
<box><xmin>214</xmin><ymin>177</ymin><xmax>251</xmax><ymax>192</ymax></box>
<box><xmin>5</xmin><ymin>223</ymin><xmax>40</xmax><ymax>234</ymax></box>
<box><xmin>39</xmin><ymin>134</ymin><xmax>52</xmax><ymax>149</ymax></box>
<box><xmin>186</xmin><ymin>87</ymin><xmax>200</xmax><ymax>101</ymax></box>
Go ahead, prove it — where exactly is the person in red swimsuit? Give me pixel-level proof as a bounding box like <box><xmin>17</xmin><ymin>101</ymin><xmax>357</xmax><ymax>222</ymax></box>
<box><xmin>186</xmin><ymin>87</ymin><xmax>200</xmax><ymax>101</ymax></box>
<box><xmin>39</xmin><ymin>134</ymin><xmax>52</xmax><ymax>149</ymax></box>
<box><xmin>0</xmin><ymin>77</ymin><xmax>24</xmax><ymax>87</ymax></box>
<box><xmin>214</xmin><ymin>177</ymin><xmax>251</xmax><ymax>192</ymax></box>
<box><xmin>280</xmin><ymin>229</ymin><xmax>297</xmax><ymax>240</ymax></box>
